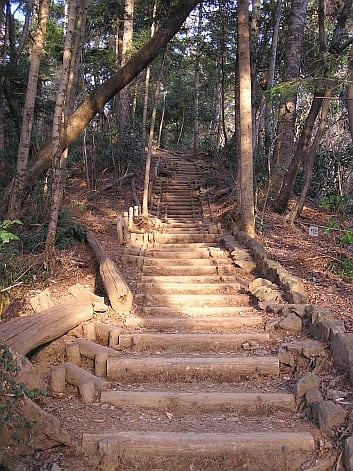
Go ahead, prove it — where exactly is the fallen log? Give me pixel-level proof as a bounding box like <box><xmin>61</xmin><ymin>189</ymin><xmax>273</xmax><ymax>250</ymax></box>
<box><xmin>86</xmin><ymin>230</ymin><xmax>133</xmax><ymax>313</ymax></box>
<box><xmin>0</xmin><ymin>299</ymin><xmax>94</xmax><ymax>355</ymax></box>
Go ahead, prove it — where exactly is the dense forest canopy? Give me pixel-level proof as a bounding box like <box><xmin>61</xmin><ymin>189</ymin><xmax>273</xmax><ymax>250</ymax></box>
<box><xmin>0</xmin><ymin>0</ymin><xmax>353</xmax><ymax>262</ymax></box>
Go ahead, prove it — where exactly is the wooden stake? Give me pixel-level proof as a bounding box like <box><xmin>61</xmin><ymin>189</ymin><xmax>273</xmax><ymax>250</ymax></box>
<box><xmin>66</xmin><ymin>342</ymin><xmax>81</xmax><ymax>365</ymax></box>
<box><xmin>50</xmin><ymin>365</ymin><xmax>66</xmax><ymax>393</ymax></box>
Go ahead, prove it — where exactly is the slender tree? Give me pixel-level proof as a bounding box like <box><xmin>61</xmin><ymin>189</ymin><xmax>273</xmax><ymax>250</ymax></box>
<box><xmin>237</xmin><ymin>0</ymin><xmax>254</xmax><ymax>236</ymax></box>
<box><xmin>8</xmin><ymin>0</ymin><xmax>50</xmax><ymax>219</ymax></box>
<box><xmin>44</xmin><ymin>0</ymin><xmax>77</xmax><ymax>269</ymax></box>
<box><xmin>270</xmin><ymin>0</ymin><xmax>309</xmax><ymax>198</ymax></box>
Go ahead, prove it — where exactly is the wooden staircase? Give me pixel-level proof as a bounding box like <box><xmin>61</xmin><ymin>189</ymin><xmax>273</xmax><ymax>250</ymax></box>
<box><xmin>79</xmin><ymin>154</ymin><xmax>322</xmax><ymax>470</ymax></box>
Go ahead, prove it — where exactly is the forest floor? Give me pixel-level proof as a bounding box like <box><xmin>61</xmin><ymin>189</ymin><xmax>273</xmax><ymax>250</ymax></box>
<box><xmin>1</xmin><ymin>149</ymin><xmax>353</xmax><ymax>469</ymax></box>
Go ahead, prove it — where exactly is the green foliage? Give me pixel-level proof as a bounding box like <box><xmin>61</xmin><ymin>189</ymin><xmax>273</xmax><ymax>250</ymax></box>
<box><xmin>319</xmin><ymin>194</ymin><xmax>353</xmax><ymax>213</ymax></box>
<box><xmin>0</xmin><ymin>220</ymin><xmax>22</xmax><ymax>250</ymax></box>
<box><xmin>323</xmin><ymin>217</ymin><xmax>353</xmax><ymax>247</ymax></box>
<box><xmin>0</xmin><ymin>344</ymin><xmax>41</xmax><ymax>443</ymax></box>
<box><xmin>327</xmin><ymin>254</ymin><xmax>353</xmax><ymax>282</ymax></box>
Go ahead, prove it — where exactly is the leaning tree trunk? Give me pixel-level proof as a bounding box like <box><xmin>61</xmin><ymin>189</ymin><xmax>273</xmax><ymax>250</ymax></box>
<box><xmin>274</xmin><ymin>91</ymin><xmax>324</xmax><ymax>213</ymax></box>
<box><xmin>7</xmin><ymin>0</ymin><xmax>49</xmax><ymax>219</ymax></box>
<box><xmin>270</xmin><ymin>0</ymin><xmax>309</xmax><ymax>199</ymax></box>
<box><xmin>237</xmin><ymin>0</ymin><xmax>255</xmax><ymax>237</ymax></box>
<box><xmin>14</xmin><ymin>0</ymin><xmax>200</xmax><ymax>213</ymax></box>
<box><xmin>286</xmin><ymin>87</ymin><xmax>331</xmax><ymax>223</ymax></box>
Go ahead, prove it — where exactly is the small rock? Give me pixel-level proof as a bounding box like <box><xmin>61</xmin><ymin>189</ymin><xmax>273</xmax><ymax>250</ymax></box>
<box><xmin>305</xmin><ymin>388</ymin><xmax>323</xmax><ymax>406</ymax></box>
<box><xmin>312</xmin><ymin>400</ymin><xmax>347</xmax><ymax>437</ymax></box>
<box><xmin>242</xmin><ymin>340</ymin><xmax>260</xmax><ymax>351</ymax></box>
<box><xmin>278</xmin><ymin>312</ymin><xmax>302</xmax><ymax>332</ymax></box>
<box><xmin>295</xmin><ymin>373</ymin><xmax>320</xmax><ymax>401</ymax></box>
<box><xmin>265</xmin><ymin>318</ymin><xmax>279</xmax><ymax>331</ymax></box>
<box><xmin>51</xmin><ymin>465</ymin><xmax>62</xmax><ymax>471</ymax></box>
<box><xmin>282</xmin><ymin>304</ymin><xmax>306</xmax><ymax>319</ymax></box>
<box><xmin>278</xmin><ymin>348</ymin><xmax>295</xmax><ymax>368</ymax></box>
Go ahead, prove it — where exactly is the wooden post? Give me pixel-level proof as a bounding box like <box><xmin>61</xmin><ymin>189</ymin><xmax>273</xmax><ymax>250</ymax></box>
<box><xmin>116</xmin><ymin>215</ymin><xmax>123</xmax><ymax>244</ymax></box>
<box><xmin>82</xmin><ymin>322</ymin><xmax>96</xmax><ymax>340</ymax></box>
<box><xmin>133</xmin><ymin>205</ymin><xmax>139</xmax><ymax>217</ymax></box>
<box><xmin>128</xmin><ymin>207</ymin><xmax>134</xmax><ymax>229</ymax></box>
<box><xmin>65</xmin><ymin>342</ymin><xmax>81</xmax><ymax>366</ymax></box>
<box><xmin>79</xmin><ymin>382</ymin><xmax>96</xmax><ymax>404</ymax></box>
<box><xmin>95</xmin><ymin>353</ymin><xmax>108</xmax><ymax>377</ymax></box>
<box><xmin>50</xmin><ymin>365</ymin><xmax>66</xmax><ymax>393</ymax></box>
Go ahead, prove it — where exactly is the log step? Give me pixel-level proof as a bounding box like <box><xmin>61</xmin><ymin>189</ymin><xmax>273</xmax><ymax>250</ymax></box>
<box><xmin>133</xmin><ymin>249</ymin><xmax>226</xmax><ymax>259</ymax></box>
<box><xmin>124</xmin><ymin>315</ymin><xmax>263</xmax><ymax>331</ymax></box>
<box><xmin>118</xmin><ymin>332</ymin><xmax>270</xmax><ymax>351</ymax></box>
<box><xmin>155</xmin><ymin>234</ymin><xmax>220</xmax><ymax>243</ymax></box>
<box><xmin>144</xmin><ymin>293</ymin><xmax>252</xmax><ymax>307</ymax></box>
<box><xmin>142</xmin><ymin>265</ymin><xmax>236</xmax><ymax>276</ymax></box>
<box><xmin>82</xmin><ymin>431</ymin><xmax>315</xmax><ymax>471</ymax></box>
<box><xmin>100</xmin><ymin>390</ymin><xmax>296</xmax><ymax>414</ymax></box>
<box><xmin>140</xmin><ymin>274</ymin><xmax>244</xmax><ymax>284</ymax></box>
<box><xmin>139</xmin><ymin>282</ymin><xmax>242</xmax><ymax>294</ymax></box>
<box><xmin>142</xmin><ymin>305</ymin><xmax>257</xmax><ymax>317</ymax></box>
<box><xmin>142</xmin><ymin>257</ymin><xmax>232</xmax><ymax>267</ymax></box>
<box><xmin>106</xmin><ymin>356</ymin><xmax>279</xmax><ymax>382</ymax></box>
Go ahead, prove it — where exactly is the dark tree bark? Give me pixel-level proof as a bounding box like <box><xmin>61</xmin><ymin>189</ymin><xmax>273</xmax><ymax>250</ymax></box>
<box><xmin>273</xmin><ymin>91</ymin><xmax>324</xmax><ymax>213</ymax></box>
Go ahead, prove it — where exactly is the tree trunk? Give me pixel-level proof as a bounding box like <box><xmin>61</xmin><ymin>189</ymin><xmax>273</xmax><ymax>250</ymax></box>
<box><xmin>142</xmin><ymin>54</ymin><xmax>165</xmax><ymax>216</ymax></box>
<box><xmin>17</xmin><ymin>0</ymin><xmax>201</xmax><ymax>204</ymax></box>
<box><xmin>86</xmin><ymin>230</ymin><xmax>133</xmax><ymax>313</ymax></box>
<box><xmin>8</xmin><ymin>0</ymin><xmax>49</xmax><ymax>220</ymax></box>
<box><xmin>193</xmin><ymin>4</ymin><xmax>202</xmax><ymax>158</ymax></box>
<box><xmin>237</xmin><ymin>0</ymin><xmax>254</xmax><ymax>237</ymax></box>
<box><xmin>347</xmin><ymin>42</ymin><xmax>353</xmax><ymax>139</ymax></box>
<box><xmin>287</xmin><ymin>87</ymin><xmax>331</xmax><ymax>222</ymax></box>
<box><xmin>116</xmin><ymin>0</ymin><xmax>134</xmax><ymax>132</ymax></box>
<box><xmin>0</xmin><ymin>300</ymin><xmax>94</xmax><ymax>356</ymax></box>
<box><xmin>142</xmin><ymin>1</ymin><xmax>157</xmax><ymax>145</ymax></box>
<box><xmin>270</xmin><ymin>0</ymin><xmax>309</xmax><ymax>198</ymax></box>
<box><xmin>274</xmin><ymin>91</ymin><xmax>324</xmax><ymax>213</ymax></box>
<box><xmin>44</xmin><ymin>0</ymin><xmax>77</xmax><ymax>270</ymax></box>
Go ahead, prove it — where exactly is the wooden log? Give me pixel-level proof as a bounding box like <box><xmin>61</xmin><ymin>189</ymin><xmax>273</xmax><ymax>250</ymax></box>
<box><xmin>68</xmin><ymin>284</ymin><xmax>108</xmax><ymax>313</ymax></box>
<box><xmin>79</xmin><ymin>382</ymin><xmax>96</xmax><ymax>404</ymax></box>
<box><xmin>86</xmin><ymin>230</ymin><xmax>133</xmax><ymax>313</ymax></box>
<box><xmin>100</xmin><ymin>391</ymin><xmax>296</xmax><ymax>414</ymax></box>
<box><xmin>50</xmin><ymin>365</ymin><xmax>66</xmax><ymax>393</ymax></box>
<box><xmin>65</xmin><ymin>342</ymin><xmax>81</xmax><ymax>365</ymax></box>
<box><xmin>75</xmin><ymin>338</ymin><xmax>121</xmax><ymax>360</ymax></box>
<box><xmin>116</xmin><ymin>215</ymin><xmax>124</xmax><ymax>244</ymax></box>
<box><xmin>0</xmin><ymin>300</ymin><xmax>94</xmax><ymax>356</ymax></box>
<box><xmin>65</xmin><ymin>362</ymin><xmax>111</xmax><ymax>392</ymax></box>
<box><xmin>106</xmin><ymin>356</ymin><xmax>279</xmax><ymax>382</ymax></box>
<box><xmin>95</xmin><ymin>353</ymin><xmax>109</xmax><ymax>377</ymax></box>
<box><xmin>82</xmin><ymin>321</ymin><xmax>96</xmax><ymax>340</ymax></box>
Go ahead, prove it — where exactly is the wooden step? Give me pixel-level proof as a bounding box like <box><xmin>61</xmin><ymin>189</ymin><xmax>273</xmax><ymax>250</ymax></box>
<box><xmin>118</xmin><ymin>332</ymin><xmax>269</xmax><ymax>351</ymax></box>
<box><xmin>139</xmin><ymin>282</ymin><xmax>242</xmax><ymax>294</ymax></box>
<box><xmin>100</xmin><ymin>390</ymin><xmax>296</xmax><ymax>413</ymax></box>
<box><xmin>142</xmin><ymin>305</ymin><xmax>256</xmax><ymax>317</ymax></box>
<box><xmin>106</xmin><ymin>356</ymin><xmax>279</xmax><ymax>382</ymax></box>
<box><xmin>142</xmin><ymin>265</ymin><xmax>235</xmax><ymax>276</ymax></box>
<box><xmin>82</xmin><ymin>431</ymin><xmax>315</xmax><ymax>471</ymax></box>
<box><xmin>135</xmin><ymin>249</ymin><xmax>226</xmax><ymax>259</ymax></box>
<box><xmin>124</xmin><ymin>315</ymin><xmax>263</xmax><ymax>331</ymax></box>
<box><xmin>140</xmin><ymin>274</ymin><xmax>243</xmax><ymax>284</ymax></box>
<box><xmin>144</xmin><ymin>293</ymin><xmax>251</xmax><ymax>307</ymax></box>
<box><xmin>142</xmin><ymin>257</ymin><xmax>232</xmax><ymax>267</ymax></box>
<box><xmin>155</xmin><ymin>233</ymin><xmax>219</xmax><ymax>244</ymax></box>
